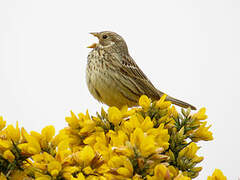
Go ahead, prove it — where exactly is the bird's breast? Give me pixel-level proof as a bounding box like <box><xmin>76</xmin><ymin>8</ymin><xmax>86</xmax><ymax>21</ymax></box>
<box><xmin>86</xmin><ymin>49</ymin><xmax>137</xmax><ymax>108</ymax></box>
<box><xmin>86</xmin><ymin>49</ymin><xmax>113</xmax><ymax>101</ymax></box>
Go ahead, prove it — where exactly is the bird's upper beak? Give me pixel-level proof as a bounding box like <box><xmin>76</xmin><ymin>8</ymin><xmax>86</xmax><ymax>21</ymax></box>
<box><xmin>87</xmin><ymin>32</ymin><xmax>100</xmax><ymax>48</ymax></box>
<box><xmin>90</xmin><ymin>32</ymin><xmax>100</xmax><ymax>39</ymax></box>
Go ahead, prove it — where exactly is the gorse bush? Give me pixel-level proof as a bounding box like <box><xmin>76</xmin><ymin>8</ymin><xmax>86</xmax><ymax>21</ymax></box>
<box><xmin>0</xmin><ymin>95</ymin><xmax>226</xmax><ymax>180</ymax></box>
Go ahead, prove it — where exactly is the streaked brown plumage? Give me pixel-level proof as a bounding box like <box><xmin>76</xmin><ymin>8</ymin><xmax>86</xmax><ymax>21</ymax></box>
<box><xmin>86</xmin><ymin>31</ymin><xmax>196</xmax><ymax>110</ymax></box>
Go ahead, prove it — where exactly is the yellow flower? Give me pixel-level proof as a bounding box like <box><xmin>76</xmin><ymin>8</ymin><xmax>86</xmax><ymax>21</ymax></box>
<box><xmin>35</xmin><ymin>126</ymin><xmax>55</xmax><ymax>151</ymax></box>
<box><xmin>80</xmin><ymin>119</ymin><xmax>96</xmax><ymax>135</ymax></box>
<box><xmin>78</xmin><ymin>112</ymin><xmax>96</xmax><ymax>135</ymax></box>
<box><xmin>108</xmin><ymin>155</ymin><xmax>133</xmax><ymax>178</ymax></box>
<box><xmin>55</xmin><ymin>139</ymin><xmax>72</xmax><ymax>163</ymax></box>
<box><xmin>9</xmin><ymin>170</ymin><xmax>29</xmax><ymax>180</ymax></box>
<box><xmin>20</xmin><ymin>128</ymin><xmax>41</xmax><ymax>155</ymax></box>
<box><xmin>168</xmin><ymin>165</ymin><xmax>178</xmax><ymax>178</ymax></box>
<box><xmin>48</xmin><ymin>161</ymin><xmax>62</xmax><ymax>177</ymax></box>
<box><xmin>130</xmin><ymin>128</ymin><xmax>156</xmax><ymax>157</ymax></box>
<box><xmin>93</xmin><ymin>135</ymin><xmax>111</xmax><ymax>161</ymax></box>
<box><xmin>158</xmin><ymin>101</ymin><xmax>172</xmax><ymax>110</ymax></box>
<box><xmin>168</xmin><ymin>106</ymin><xmax>178</xmax><ymax>119</ymax></box>
<box><xmin>96</xmin><ymin>163</ymin><xmax>109</xmax><ymax>174</ymax></box>
<box><xmin>65</xmin><ymin>111</ymin><xmax>80</xmax><ymax>128</ymax></box>
<box><xmin>3</xmin><ymin>149</ymin><xmax>15</xmax><ymax>162</ymax></box>
<box><xmin>177</xmin><ymin>142</ymin><xmax>203</xmax><ymax>178</ymax></box>
<box><xmin>132</xmin><ymin>174</ymin><xmax>144</xmax><ymax>180</ymax></box>
<box><xmin>52</xmin><ymin>129</ymin><xmax>69</xmax><ymax>147</ymax></box>
<box><xmin>147</xmin><ymin>124</ymin><xmax>170</xmax><ymax>150</ymax></box>
<box><xmin>140</xmin><ymin>116</ymin><xmax>154</xmax><ymax>132</ymax></box>
<box><xmin>0</xmin><ymin>173</ymin><xmax>7</xmax><ymax>180</ymax></box>
<box><xmin>58</xmin><ymin>139</ymin><xmax>70</xmax><ymax>151</ymax></box>
<box><xmin>191</xmin><ymin>121</ymin><xmax>213</xmax><ymax>142</ymax></box>
<box><xmin>130</xmin><ymin>127</ymin><xmax>144</xmax><ymax>148</ymax></box>
<box><xmin>30</xmin><ymin>131</ymin><xmax>41</xmax><ymax>142</ymax></box>
<box><xmin>122</xmin><ymin>114</ymin><xmax>141</xmax><ymax>134</ymax></box>
<box><xmin>32</xmin><ymin>153</ymin><xmax>45</xmax><ymax>162</ymax></box>
<box><xmin>157</xmin><ymin>94</ymin><xmax>167</xmax><ymax>104</ymax></box>
<box><xmin>147</xmin><ymin>164</ymin><xmax>171</xmax><ymax>180</ymax></box>
<box><xmin>75</xmin><ymin>145</ymin><xmax>95</xmax><ymax>166</ymax></box>
<box><xmin>156</xmin><ymin>94</ymin><xmax>172</xmax><ymax>109</ymax></box>
<box><xmin>84</xmin><ymin>131</ymin><xmax>105</xmax><ymax>147</ymax></box>
<box><xmin>207</xmin><ymin>169</ymin><xmax>227</xmax><ymax>180</ymax></box>
<box><xmin>41</xmin><ymin>125</ymin><xmax>55</xmax><ymax>142</ymax></box>
<box><xmin>108</xmin><ymin>130</ymin><xmax>128</xmax><ymax>147</ymax></box>
<box><xmin>178</xmin><ymin>142</ymin><xmax>203</xmax><ymax>162</ymax></box>
<box><xmin>0</xmin><ymin>116</ymin><xmax>6</xmax><ymax>130</ymax></box>
<box><xmin>31</xmin><ymin>125</ymin><xmax>56</xmax><ymax>151</ymax></box>
<box><xmin>122</xmin><ymin>114</ymin><xmax>153</xmax><ymax>134</ymax></box>
<box><xmin>35</xmin><ymin>175</ymin><xmax>52</xmax><ymax>180</ymax></box>
<box><xmin>62</xmin><ymin>166</ymin><xmax>82</xmax><ymax>180</ymax></box>
<box><xmin>174</xmin><ymin>173</ymin><xmax>191</xmax><ymax>180</ymax></box>
<box><xmin>121</xmin><ymin>105</ymin><xmax>136</xmax><ymax>117</ymax></box>
<box><xmin>76</xmin><ymin>173</ymin><xmax>85</xmax><ymax>180</ymax></box>
<box><xmin>0</xmin><ymin>95</ymin><xmax>215</xmax><ymax>179</ymax></box>
<box><xmin>108</xmin><ymin>106</ymin><xmax>122</xmax><ymax>126</ymax></box>
<box><xmin>83</xmin><ymin>166</ymin><xmax>94</xmax><ymax>175</ymax></box>
<box><xmin>139</xmin><ymin>95</ymin><xmax>151</xmax><ymax>110</ymax></box>
<box><xmin>5</xmin><ymin>122</ymin><xmax>20</xmax><ymax>142</ymax></box>
<box><xmin>32</xmin><ymin>152</ymin><xmax>62</xmax><ymax>176</ymax></box>
<box><xmin>0</xmin><ymin>139</ymin><xmax>12</xmax><ymax>151</ymax></box>
<box><xmin>192</xmin><ymin>108</ymin><xmax>208</xmax><ymax>120</ymax></box>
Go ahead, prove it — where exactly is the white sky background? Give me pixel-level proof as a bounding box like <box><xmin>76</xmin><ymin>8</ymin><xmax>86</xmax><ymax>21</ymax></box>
<box><xmin>0</xmin><ymin>0</ymin><xmax>240</xmax><ymax>179</ymax></box>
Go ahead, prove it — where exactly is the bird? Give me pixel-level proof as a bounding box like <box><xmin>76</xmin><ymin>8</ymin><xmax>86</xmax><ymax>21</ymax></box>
<box><xmin>86</xmin><ymin>31</ymin><xmax>196</xmax><ymax>110</ymax></box>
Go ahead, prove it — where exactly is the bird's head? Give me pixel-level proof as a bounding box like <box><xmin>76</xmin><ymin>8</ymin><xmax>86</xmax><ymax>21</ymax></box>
<box><xmin>88</xmin><ymin>31</ymin><xmax>128</xmax><ymax>54</ymax></box>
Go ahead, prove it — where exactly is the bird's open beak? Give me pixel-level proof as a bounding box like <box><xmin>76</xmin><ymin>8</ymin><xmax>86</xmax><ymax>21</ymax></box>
<box><xmin>87</xmin><ymin>32</ymin><xmax>100</xmax><ymax>48</ymax></box>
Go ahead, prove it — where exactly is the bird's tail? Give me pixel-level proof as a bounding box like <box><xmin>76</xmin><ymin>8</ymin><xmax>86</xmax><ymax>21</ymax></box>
<box><xmin>157</xmin><ymin>90</ymin><xmax>196</xmax><ymax>110</ymax></box>
<box><xmin>165</xmin><ymin>95</ymin><xmax>196</xmax><ymax>110</ymax></box>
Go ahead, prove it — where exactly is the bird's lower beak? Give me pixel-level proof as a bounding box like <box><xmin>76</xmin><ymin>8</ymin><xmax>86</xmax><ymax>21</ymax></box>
<box><xmin>87</xmin><ymin>43</ymin><xmax>97</xmax><ymax>48</ymax></box>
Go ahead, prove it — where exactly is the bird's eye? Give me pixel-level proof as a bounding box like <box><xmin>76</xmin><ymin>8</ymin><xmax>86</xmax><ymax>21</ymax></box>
<box><xmin>102</xmin><ymin>35</ymin><xmax>108</xmax><ymax>39</ymax></box>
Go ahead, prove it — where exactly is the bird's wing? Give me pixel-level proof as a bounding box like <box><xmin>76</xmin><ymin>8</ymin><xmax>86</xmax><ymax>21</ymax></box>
<box><xmin>111</xmin><ymin>53</ymin><xmax>162</xmax><ymax>100</ymax></box>
<box><xmin>105</xmin><ymin>51</ymin><xmax>196</xmax><ymax>110</ymax></box>
<box><xmin>120</xmin><ymin>55</ymin><xmax>149</xmax><ymax>80</ymax></box>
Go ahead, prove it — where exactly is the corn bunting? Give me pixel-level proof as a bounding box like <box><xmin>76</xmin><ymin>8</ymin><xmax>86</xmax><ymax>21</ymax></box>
<box><xmin>86</xmin><ymin>31</ymin><xmax>196</xmax><ymax>110</ymax></box>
